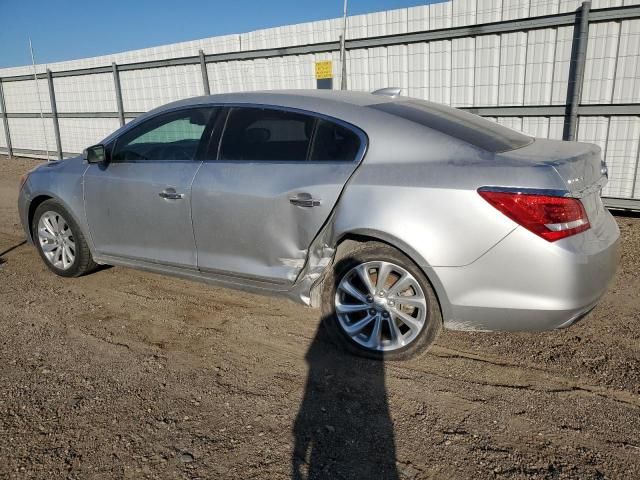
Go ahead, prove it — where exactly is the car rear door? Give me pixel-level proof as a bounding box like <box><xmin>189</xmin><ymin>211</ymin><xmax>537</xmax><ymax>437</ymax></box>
<box><xmin>191</xmin><ymin>106</ymin><xmax>366</xmax><ymax>285</ymax></box>
<box><xmin>83</xmin><ymin>106</ymin><xmax>219</xmax><ymax>268</ymax></box>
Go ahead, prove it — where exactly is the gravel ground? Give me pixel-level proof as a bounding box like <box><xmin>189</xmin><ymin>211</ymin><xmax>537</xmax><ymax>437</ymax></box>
<box><xmin>0</xmin><ymin>155</ymin><xmax>638</xmax><ymax>479</ymax></box>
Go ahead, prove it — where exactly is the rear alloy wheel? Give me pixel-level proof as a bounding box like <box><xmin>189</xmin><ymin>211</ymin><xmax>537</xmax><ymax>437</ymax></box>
<box><xmin>322</xmin><ymin>242</ymin><xmax>442</xmax><ymax>360</ymax></box>
<box><xmin>32</xmin><ymin>199</ymin><xmax>97</xmax><ymax>277</ymax></box>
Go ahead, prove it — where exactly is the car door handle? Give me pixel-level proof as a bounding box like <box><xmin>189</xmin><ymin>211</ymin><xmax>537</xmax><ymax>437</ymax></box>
<box><xmin>289</xmin><ymin>193</ymin><xmax>321</xmax><ymax>208</ymax></box>
<box><xmin>159</xmin><ymin>189</ymin><xmax>184</xmax><ymax>200</ymax></box>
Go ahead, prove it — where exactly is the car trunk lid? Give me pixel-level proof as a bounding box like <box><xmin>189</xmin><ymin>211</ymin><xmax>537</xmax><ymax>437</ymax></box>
<box><xmin>496</xmin><ymin>138</ymin><xmax>608</xmax><ymax>223</ymax></box>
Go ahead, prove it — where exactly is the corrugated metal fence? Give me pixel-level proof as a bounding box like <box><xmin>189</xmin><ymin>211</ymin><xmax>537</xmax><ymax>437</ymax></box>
<box><xmin>1</xmin><ymin>0</ymin><xmax>639</xmax><ymax>208</ymax></box>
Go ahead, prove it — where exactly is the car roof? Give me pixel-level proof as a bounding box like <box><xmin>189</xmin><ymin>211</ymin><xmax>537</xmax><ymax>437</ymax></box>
<box><xmin>166</xmin><ymin>89</ymin><xmax>397</xmax><ymax>110</ymax></box>
<box><xmin>137</xmin><ymin>90</ymin><xmax>401</xmax><ymax>126</ymax></box>
<box><xmin>111</xmin><ymin>90</ymin><xmax>531</xmax><ymax>156</ymax></box>
<box><xmin>117</xmin><ymin>90</ymin><xmax>398</xmax><ymax>142</ymax></box>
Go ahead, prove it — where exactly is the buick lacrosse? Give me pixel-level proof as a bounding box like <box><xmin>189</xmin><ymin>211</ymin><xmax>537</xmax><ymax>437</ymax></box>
<box><xmin>18</xmin><ymin>90</ymin><xmax>619</xmax><ymax>359</ymax></box>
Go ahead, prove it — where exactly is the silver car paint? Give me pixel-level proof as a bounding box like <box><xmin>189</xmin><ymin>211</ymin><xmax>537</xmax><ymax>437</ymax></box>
<box><xmin>84</xmin><ymin>161</ymin><xmax>202</xmax><ymax>268</ymax></box>
<box><xmin>18</xmin><ymin>90</ymin><xmax>620</xmax><ymax>332</ymax></box>
<box><xmin>191</xmin><ymin>160</ymin><xmax>361</xmax><ymax>284</ymax></box>
<box><xmin>19</xmin><ymin>158</ymin><xmax>94</xmax><ymax>252</ymax></box>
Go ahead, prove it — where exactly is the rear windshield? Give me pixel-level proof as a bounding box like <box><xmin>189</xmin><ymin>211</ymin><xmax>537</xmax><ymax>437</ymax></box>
<box><xmin>369</xmin><ymin>100</ymin><xmax>532</xmax><ymax>153</ymax></box>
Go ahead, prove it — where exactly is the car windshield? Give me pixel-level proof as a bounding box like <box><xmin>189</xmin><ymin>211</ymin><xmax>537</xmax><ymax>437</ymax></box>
<box><xmin>369</xmin><ymin>100</ymin><xmax>533</xmax><ymax>153</ymax></box>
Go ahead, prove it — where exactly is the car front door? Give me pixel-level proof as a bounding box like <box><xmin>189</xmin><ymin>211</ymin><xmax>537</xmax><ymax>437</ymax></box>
<box><xmin>191</xmin><ymin>106</ymin><xmax>366</xmax><ymax>285</ymax></box>
<box><xmin>84</xmin><ymin>107</ymin><xmax>219</xmax><ymax>268</ymax></box>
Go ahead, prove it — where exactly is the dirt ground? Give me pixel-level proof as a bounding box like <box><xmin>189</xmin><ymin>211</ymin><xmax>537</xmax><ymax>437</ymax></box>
<box><xmin>0</xmin><ymin>154</ymin><xmax>638</xmax><ymax>480</ymax></box>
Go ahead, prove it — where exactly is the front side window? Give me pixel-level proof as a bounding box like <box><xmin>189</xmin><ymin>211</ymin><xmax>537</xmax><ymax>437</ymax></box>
<box><xmin>220</xmin><ymin>107</ymin><xmax>315</xmax><ymax>161</ymax></box>
<box><xmin>112</xmin><ymin>107</ymin><xmax>216</xmax><ymax>161</ymax></box>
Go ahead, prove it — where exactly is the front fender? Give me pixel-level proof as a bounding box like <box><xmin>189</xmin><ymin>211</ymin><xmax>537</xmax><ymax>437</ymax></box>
<box><xmin>19</xmin><ymin>158</ymin><xmax>95</xmax><ymax>255</ymax></box>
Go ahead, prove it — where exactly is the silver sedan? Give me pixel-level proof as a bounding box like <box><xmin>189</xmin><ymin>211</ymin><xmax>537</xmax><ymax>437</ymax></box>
<box><xmin>18</xmin><ymin>90</ymin><xmax>620</xmax><ymax>359</ymax></box>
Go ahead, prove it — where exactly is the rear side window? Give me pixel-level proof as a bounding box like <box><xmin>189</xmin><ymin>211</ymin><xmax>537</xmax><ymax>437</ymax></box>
<box><xmin>112</xmin><ymin>107</ymin><xmax>217</xmax><ymax>161</ymax></box>
<box><xmin>369</xmin><ymin>100</ymin><xmax>532</xmax><ymax>153</ymax></box>
<box><xmin>220</xmin><ymin>107</ymin><xmax>315</xmax><ymax>161</ymax></box>
<box><xmin>310</xmin><ymin>119</ymin><xmax>361</xmax><ymax>162</ymax></box>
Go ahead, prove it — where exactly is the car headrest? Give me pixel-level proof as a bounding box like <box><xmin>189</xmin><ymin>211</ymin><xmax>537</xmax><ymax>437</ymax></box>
<box><xmin>245</xmin><ymin>127</ymin><xmax>271</xmax><ymax>144</ymax></box>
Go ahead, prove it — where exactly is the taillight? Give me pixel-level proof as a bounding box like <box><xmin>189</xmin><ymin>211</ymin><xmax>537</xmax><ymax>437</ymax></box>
<box><xmin>478</xmin><ymin>189</ymin><xmax>590</xmax><ymax>242</ymax></box>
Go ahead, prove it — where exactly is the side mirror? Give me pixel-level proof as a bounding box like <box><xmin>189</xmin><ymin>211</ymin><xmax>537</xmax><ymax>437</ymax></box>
<box><xmin>83</xmin><ymin>144</ymin><xmax>108</xmax><ymax>164</ymax></box>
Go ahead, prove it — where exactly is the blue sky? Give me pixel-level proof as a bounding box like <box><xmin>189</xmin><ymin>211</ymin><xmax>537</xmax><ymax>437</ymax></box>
<box><xmin>0</xmin><ymin>0</ymin><xmax>438</xmax><ymax>68</ymax></box>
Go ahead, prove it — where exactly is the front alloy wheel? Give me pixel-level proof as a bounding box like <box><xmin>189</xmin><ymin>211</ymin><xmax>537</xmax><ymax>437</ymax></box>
<box><xmin>32</xmin><ymin>199</ymin><xmax>97</xmax><ymax>277</ymax></box>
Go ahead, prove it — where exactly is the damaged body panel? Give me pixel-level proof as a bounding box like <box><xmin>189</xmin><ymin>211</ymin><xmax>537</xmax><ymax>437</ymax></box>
<box><xmin>18</xmin><ymin>90</ymin><xmax>619</xmax><ymax>336</ymax></box>
<box><xmin>191</xmin><ymin>159</ymin><xmax>362</xmax><ymax>284</ymax></box>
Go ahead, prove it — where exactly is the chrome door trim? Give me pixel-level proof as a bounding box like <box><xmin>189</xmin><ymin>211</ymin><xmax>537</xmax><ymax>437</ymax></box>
<box><xmin>477</xmin><ymin>186</ymin><xmax>571</xmax><ymax>197</ymax></box>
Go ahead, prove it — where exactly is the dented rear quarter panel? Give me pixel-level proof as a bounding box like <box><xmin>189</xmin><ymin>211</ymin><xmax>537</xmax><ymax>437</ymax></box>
<box><xmin>324</xmin><ymin>110</ymin><xmax>569</xmax><ymax>269</ymax></box>
<box><xmin>303</xmin><ymin>109</ymin><xmax>584</xmax><ymax>318</ymax></box>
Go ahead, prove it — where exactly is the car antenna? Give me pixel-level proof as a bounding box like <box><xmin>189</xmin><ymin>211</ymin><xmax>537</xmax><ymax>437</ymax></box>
<box><xmin>28</xmin><ymin>37</ymin><xmax>51</xmax><ymax>162</ymax></box>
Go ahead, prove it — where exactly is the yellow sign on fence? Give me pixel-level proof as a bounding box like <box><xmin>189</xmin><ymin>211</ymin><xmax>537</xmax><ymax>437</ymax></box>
<box><xmin>315</xmin><ymin>60</ymin><xmax>333</xmax><ymax>80</ymax></box>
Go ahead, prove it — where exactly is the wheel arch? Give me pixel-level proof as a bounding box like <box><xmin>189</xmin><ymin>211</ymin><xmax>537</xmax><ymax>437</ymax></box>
<box><xmin>26</xmin><ymin>193</ymin><xmax>92</xmax><ymax>254</ymax></box>
<box><xmin>328</xmin><ymin>229</ymin><xmax>452</xmax><ymax>322</ymax></box>
<box><xmin>27</xmin><ymin>194</ymin><xmax>54</xmax><ymax>241</ymax></box>
<box><xmin>334</xmin><ymin>229</ymin><xmax>428</xmax><ymax>270</ymax></box>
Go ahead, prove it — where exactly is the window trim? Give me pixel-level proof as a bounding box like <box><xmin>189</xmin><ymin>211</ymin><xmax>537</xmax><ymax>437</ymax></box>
<box><xmin>109</xmin><ymin>106</ymin><xmax>221</xmax><ymax>163</ymax></box>
<box><xmin>305</xmin><ymin>117</ymin><xmax>319</xmax><ymax>161</ymax></box>
<box><xmin>108</xmin><ymin>102</ymin><xmax>369</xmax><ymax>165</ymax></box>
<box><xmin>210</xmin><ymin>103</ymin><xmax>369</xmax><ymax>164</ymax></box>
<box><xmin>218</xmin><ymin>106</ymin><xmax>318</xmax><ymax>163</ymax></box>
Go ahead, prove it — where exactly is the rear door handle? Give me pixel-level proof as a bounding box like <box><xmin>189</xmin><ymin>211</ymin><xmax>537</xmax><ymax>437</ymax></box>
<box><xmin>289</xmin><ymin>193</ymin><xmax>321</xmax><ymax>208</ymax></box>
<box><xmin>159</xmin><ymin>188</ymin><xmax>184</xmax><ymax>200</ymax></box>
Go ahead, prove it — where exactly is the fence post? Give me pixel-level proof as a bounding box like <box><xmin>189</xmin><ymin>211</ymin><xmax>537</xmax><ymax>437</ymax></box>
<box><xmin>46</xmin><ymin>70</ymin><xmax>63</xmax><ymax>160</ymax></box>
<box><xmin>0</xmin><ymin>79</ymin><xmax>13</xmax><ymax>158</ymax></box>
<box><xmin>632</xmin><ymin>142</ymin><xmax>640</xmax><ymax>198</ymax></box>
<box><xmin>564</xmin><ymin>1</ymin><xmax>591</xmax><ymax>141</ymax></box>
<box><xmin>199</xmin><ymin>50</ymin><xmax>211</xmax><ymax>95</ymax></box>
<box><xmin>112</xmin><ymin>62</ymin><xmax>125</xmax><ymax>127</ymax></box>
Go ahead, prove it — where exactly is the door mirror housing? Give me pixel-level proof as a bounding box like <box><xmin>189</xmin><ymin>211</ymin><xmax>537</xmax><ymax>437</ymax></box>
<box><xmin>83</xmin><ymin>144</ymin><xmax>108</xmax><ymax>164</ymax></box>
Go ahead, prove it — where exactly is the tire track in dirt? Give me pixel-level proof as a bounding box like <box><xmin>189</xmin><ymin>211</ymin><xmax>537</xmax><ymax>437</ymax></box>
<box><xmin>426</xmin><ymin>346</ymin><xmax>640</xmax><ymax>407</ymax></box>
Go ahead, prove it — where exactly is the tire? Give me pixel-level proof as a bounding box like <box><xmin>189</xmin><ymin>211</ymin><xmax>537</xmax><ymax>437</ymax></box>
<box><xmin>321</xmin><ymin>241</ymin><xmax>442</xmax><ymax>361</ymax></box>
<box><xmin>32</xmin><ymin>199</ymin><xmax>97</xmax><ymax>278</ymax></box>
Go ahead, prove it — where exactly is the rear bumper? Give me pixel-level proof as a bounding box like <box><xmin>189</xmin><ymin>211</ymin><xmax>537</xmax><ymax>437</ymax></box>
<box><xmin>433</xmin><ymin>210</ymin><xmax>620</xmax><ymax>332</ymax></box>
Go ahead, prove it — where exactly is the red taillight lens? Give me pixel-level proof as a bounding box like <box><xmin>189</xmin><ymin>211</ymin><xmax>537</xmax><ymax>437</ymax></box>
<box><xmin>478</xmin><ymin>190</ymin><xmax>590</xmax><ymax>242</ymax></box>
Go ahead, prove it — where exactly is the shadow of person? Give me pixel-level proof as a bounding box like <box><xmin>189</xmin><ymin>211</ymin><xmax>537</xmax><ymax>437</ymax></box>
<box><xmin>292</xmin><ymin>320</ymin><xmax>399</xmax><ymax>480</ymax></box>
